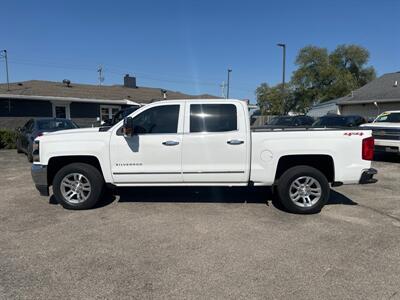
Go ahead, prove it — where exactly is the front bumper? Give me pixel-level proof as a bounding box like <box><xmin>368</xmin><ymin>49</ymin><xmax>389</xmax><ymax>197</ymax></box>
<box><xmin>374</xmin><ymin>139</ymin><xmax>400</xmax><ymax>153</ymax></box>
<box><xmin>359</xmin><ymin>168</ymin><xmax>378</xmax><ymax>184</ymax></box>
<box><xmin>31</xmin><ymin>164</ymin><xmax>49</xmax><ymax>196</ymax></box>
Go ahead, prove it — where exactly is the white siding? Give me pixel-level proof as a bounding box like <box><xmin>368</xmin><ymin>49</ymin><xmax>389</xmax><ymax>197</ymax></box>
<box><xmin>307</xmin><ymin>103</ymin><xmax>339</xmax><ymax>117</ymax></box>
<box><xmin>340</xmin><ymin>102</ymin><xmax>400</xmax><ymax>118</ymax></box>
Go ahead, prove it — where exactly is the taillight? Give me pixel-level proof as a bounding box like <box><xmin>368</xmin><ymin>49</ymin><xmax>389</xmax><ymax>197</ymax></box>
<box><xmin>362</xmin><ymin>136</ymin><xmax>374</xmax><ymax>160</ymax></box>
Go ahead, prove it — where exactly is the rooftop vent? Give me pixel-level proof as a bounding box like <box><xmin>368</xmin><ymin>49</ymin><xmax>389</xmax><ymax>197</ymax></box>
<box><xmin>161</xmin><ymin>89</ymin><xmax>167</xmax><ymax>99</ymax></box>
<box><xmin>124</xmin><ymin>74</ymin><xmax>137</xmax><ymax>88</ymax></box>
<box><xmin>394</xmin><ymin>80</ymin><xmax>398</xmax><ymax>87</ymax></box>
<box><xmin>62</xmin><ymin>79</ymin><xmax>71</xmax><ymax>87</ymax></box>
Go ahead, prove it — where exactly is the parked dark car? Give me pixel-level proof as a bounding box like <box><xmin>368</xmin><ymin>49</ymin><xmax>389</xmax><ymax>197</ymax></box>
<box><xmin>312</xmin><ymin>115</ymin><xmax>366</xmax><ymax>128</ymax></box>
<box><xmin>16</xmin><ymin>118</ymin><xmax>78</xmax><ymax>162</ymax></box>
<box><xmin>249</xmin><ymin>109</ymin><xmax>261</xmax><ymax>126</ymax></box>
<box><xmin>102</xmin><ymin>105</ymin><xmax>141</xmax><ymax>127</ymax></box>
<box><xmin>265</xmin><ymin>115</ymin><xmax>315</xmax><ymax>127</ymax></box>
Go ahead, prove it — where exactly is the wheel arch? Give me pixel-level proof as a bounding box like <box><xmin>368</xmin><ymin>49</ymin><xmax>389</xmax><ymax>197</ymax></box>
<box><xmin>47</xmin><ymin>155</ymin><xmax>104</xmax><ymax>186</ymax></box>
<box><xmin>274</xmin><ymin>154</ymin><xmax>335</xmax><ymax>183</ymax></box>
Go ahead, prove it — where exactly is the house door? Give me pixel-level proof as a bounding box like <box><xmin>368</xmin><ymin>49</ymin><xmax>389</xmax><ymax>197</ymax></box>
<box><xmin>100</xmin><ymin>105</ymin><xmax>120</xmax><ymax>124</ymax></box>
<box><xmin>52</xmin><ymin>102</ymin><xmax>71</xmax><ymax>119</ymax></box>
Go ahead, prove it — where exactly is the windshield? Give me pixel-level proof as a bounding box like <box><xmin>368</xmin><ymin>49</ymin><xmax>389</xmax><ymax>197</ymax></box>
<box><xmin>375</xmin><ymin>112</ymin><xmax>400</xmax><ymax>123</ymax></box>
<box><xmin>112</xmin><ymin>106</ymin><xmax>140</xmax><ymax>124</ymax></box>
<box><xmin>37</xmin><ymin>119</ymin><xmax>78</xmax><ymax>130</ymax></box>
<box><xmin>268</xmin><ymin>117</ymin><xmax>294</xmax><ymax>126</ymax></box>
<box><xmin>313</xmin><ymin>116</ymin><xmax>348</xmax><ymax>127</ymax></box>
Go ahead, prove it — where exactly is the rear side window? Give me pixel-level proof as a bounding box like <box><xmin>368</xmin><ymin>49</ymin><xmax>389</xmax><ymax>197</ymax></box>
<box><xmin>132</xmin><ymin>105</ymin><xmax>179</xmax><ymax>134</ymax></box>
<box><xmin>190</xmin><ymin>104</ymin><xmax>237</xmax><ymax>133</ymax></box>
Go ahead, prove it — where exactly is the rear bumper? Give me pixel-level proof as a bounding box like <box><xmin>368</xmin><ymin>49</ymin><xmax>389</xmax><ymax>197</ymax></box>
<box><xmin>31</xmin><ymin>164</ymin><xmax>49</xmax><ymax>196</ymax></box>
<box><xmin>359</xmin><ymin>168</ymin><xmax>378</xmax><ymax>184</ymax></box>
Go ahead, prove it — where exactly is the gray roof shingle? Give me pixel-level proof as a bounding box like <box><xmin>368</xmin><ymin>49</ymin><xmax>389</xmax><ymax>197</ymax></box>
<box><xmin>338</xmin><ymin>72</ymin><xmax>400</xmax><ymax>104</ymax></box>
<box><xmin>0</xmin><ymin>80</ymin><xmax>218</xmax><ymax>102</ymax></box>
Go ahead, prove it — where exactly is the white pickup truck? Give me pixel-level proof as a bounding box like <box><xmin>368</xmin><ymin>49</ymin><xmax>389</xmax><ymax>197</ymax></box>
<box><xmin>361</xmin><ymin>111</ymin><xmax>400</xmax><ymax>155</ymax></box>
<box><xmin>31</xmin><ymin>99</ymin><xmax>377</xmax><ymax>214</ymax></box>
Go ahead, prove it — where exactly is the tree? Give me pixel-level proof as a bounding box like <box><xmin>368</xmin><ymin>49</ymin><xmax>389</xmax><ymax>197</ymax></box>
<box><xmin>256</xmin><ymin>83</ymin><xmax>295</xmax><ymax>115</ymax></box>
<box><xmin>255</xmin><ymin>44</ymin><xmax>376</xmax><ymax>114</ymax></box>
<box><xmin>292</xmin><ymin>44</ymin><xmax>375</xmax><ymax>106</ymax></box>
<box><xmin>330</xmin><ymin>44</ymin><xmax>376</xmax><ymax>86</ymax></box>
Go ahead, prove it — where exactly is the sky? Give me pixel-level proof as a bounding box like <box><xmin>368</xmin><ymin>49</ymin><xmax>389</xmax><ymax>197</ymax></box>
<box><xmin>0</xmin><ymin>0</ymin><xmax>399</xmax><ymax>102</ymax></box>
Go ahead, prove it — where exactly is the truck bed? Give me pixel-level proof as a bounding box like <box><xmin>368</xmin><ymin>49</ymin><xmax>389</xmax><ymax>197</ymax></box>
<box><xmin>251</xmin><ymin>126</ymin><xmax>370</xmax><ymax>132</ymax></box>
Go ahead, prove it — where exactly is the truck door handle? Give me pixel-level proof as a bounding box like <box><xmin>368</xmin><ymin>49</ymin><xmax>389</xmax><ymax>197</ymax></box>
<box><xmin>227</xmin><ymin>139</ymin><xmax>244</xmax><ymax>145</ymax></box>
<box><xmin>162</xmin><ymin>140</ymin><xmax>180</xmax><ymax>146</ymax></box>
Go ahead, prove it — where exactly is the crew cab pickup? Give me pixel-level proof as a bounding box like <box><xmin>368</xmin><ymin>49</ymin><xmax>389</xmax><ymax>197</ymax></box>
<box><xmin>361</xmin><ymin>111</ymin><xmax>400</xmax><ymax>155</ymax></box>
<box><xmin>31</xmin><ymin>99</ymin><xmax>377</xmax><ymax>214</ymax></box>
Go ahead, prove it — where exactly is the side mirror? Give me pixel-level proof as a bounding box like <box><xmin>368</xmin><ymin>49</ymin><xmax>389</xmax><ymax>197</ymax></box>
<box><xmin>367</xmin><ymin>117</ymin><xmax>375</xmax><ymax>123</ymax></box>
<box><xmin>122</xmin><ymin>117</ymin><xmax>135</xmax><ymax>137</ymax></box>
<box><xmin>102</xmin><ymin>119</ymin><xmax>112</xmax><ymax>126</ymax></box>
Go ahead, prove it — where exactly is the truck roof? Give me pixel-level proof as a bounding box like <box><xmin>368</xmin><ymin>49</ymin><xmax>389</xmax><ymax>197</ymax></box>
<box><xmin>152</xmin><ymin>98</ymin><xmax>243</xmax><ymax>104</ymax></box>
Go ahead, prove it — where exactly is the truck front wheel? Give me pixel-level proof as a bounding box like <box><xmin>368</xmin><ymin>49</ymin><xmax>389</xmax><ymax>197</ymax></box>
<box><xmin>277</xmin><ymin>166</ymin><xmax>330</xmax><ymax>214</ymax></box>
<box><xmin>53</xmin><ymin>163</ymin><xmax>104</xmax><ymax>210</ymax></box>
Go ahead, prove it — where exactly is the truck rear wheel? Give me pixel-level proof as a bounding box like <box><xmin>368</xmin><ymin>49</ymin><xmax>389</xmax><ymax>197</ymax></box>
<box><xmin>53</xmin><ymin>163</ymin><xmax>104</xmax><ymax>210</ymax></box>
<box><xmin>277</xmin><ymin>166</ymin><xmax>330</xmax><ymax>214</ymax></box>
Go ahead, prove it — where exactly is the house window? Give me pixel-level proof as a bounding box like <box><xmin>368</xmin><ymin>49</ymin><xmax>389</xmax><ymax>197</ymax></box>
<box><xmin>55</xmin><ymin>106</ymin><xmax>66</xmax><ymax>118</ymax></box>
<box><xmin>100</xmin><ymin>105</ymin><xmax>120</xmax><ymax>124</ymax></box>
<box><xmin>52</xmin><ymin>102</ymin><xmax>71</xmax><ymax>119</ymax></box>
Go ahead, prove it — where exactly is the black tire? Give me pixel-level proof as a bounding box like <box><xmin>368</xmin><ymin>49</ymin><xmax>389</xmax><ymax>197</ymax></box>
<box><xmin>27</xmin><ymin>144</ymin><xmax>33</xmax><ymax>162</ymax></box>
<box><xmin>276</xmin><ymin>165</ymin><xmax>330</xmax><ymax>214</ymax></box>
<box><xmin>16</xmin><ymin>138</ymin><xmax>23</xmax><ymax>153</ymax></box>
<box><xmin>53</xmin><ymin>163</ymin><xmax>104</xmax><ymax>210</ymax></box>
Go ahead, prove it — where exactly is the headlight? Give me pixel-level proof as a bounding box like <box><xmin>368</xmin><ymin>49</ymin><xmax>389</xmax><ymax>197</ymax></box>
<box><xmin>32</xmin><ymin>140</ymin><xmax>40</xmax><ymax>162</ymax></box>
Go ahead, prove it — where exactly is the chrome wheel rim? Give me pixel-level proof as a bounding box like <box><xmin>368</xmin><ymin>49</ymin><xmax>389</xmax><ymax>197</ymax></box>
<box><xmin>60</xmin><ymin>173</ymin><xmax>91</xmax><ymax>204</ymax></box>
<box><xmin>289</xmin><ymin>176</ymin><xmax>322</xmax><ymax>207</ymax></box>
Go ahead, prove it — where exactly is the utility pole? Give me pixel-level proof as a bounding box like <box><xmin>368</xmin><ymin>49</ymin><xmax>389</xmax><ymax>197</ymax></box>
<box><xmin>226</xmin><ymin>68</ymin><xmax>232</xmax><ymax>99</ymax></box>
<box><xmin>0</xmin><ymin>50</ymin><xmax>10</xmax><ymax>91</ymax></box>
<box><xmin>277</xmin><ymin>43</ymin><xmax>286</xmax><ymax>113</ymax></box>
<box><xmin>220</xmin><ymin>81</ymin><xmax>226</xmax><ymax>98</ymax></box>
<box><xmin>97</xmin><ymin>65</ymin><xmax>104</xmax><ymax>86</ymax></box>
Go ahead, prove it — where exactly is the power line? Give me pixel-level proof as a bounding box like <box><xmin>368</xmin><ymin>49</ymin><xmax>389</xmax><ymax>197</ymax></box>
<box><xmin>6</xmin><ymin>58</ymin><xmax>255</xmax><ymax>94</ymax></box>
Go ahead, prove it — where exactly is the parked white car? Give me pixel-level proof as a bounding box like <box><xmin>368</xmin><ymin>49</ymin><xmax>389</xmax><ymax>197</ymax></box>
<box><xmin>31</xmin><ymin>99</ymin><xmax>377</xmax><ymax>214</ymax></box>
<box><xmin>361</xmin><ymin>111</ymin><xmax>400</xmax><ymax>155</ymax></box>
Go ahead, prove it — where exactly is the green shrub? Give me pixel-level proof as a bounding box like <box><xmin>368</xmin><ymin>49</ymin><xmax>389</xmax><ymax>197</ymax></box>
<box><xmin>0</xmin><ymin>129</ymin><xmax>17</xmax><ymax>149</ymax></box>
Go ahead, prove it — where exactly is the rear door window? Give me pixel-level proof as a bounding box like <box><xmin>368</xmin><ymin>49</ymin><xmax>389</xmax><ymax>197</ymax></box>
<box><xmin>190</xmin><ymin>104</ymin><xmax>237</xmax><ymax>133</ymax></box>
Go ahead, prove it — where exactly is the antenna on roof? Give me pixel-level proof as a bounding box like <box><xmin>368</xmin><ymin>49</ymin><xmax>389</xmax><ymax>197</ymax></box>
<box><xmin>97</xmin><ymin>65</ymin><xmax>104</xmax><ymax>86</ymax></box>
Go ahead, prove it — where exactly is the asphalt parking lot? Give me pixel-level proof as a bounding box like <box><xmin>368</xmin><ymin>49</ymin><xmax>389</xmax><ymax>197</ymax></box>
<box><xmin>1</xmin><ymin>150</ymin><xmax>400</xmax><ymax>299</ymax></box>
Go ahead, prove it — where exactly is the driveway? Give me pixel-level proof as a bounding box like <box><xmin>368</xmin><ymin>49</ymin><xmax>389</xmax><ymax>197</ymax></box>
<box><xmin>1</xmin><ymin>150</ymin><xmax>400</xmax><ymax>299</ymax></box>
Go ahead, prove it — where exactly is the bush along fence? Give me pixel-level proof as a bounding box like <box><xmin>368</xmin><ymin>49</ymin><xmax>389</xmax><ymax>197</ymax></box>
<box><xmin>0</xmin><ymin>129</ymin><xmax>17</xmax><ymax>149</ymax></box>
